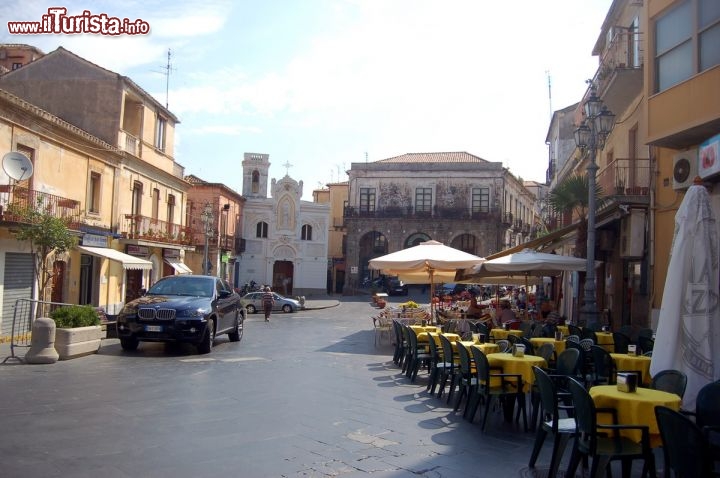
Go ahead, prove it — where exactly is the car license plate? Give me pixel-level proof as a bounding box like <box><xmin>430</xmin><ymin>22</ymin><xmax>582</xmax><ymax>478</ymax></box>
<box><xmin>145</xmin><ymin>325</ymin><xmax>163</xmax><ymax>332</ymax></box>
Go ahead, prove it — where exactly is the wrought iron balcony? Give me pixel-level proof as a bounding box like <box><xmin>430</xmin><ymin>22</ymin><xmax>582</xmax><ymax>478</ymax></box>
<box><xmin>0</xmin><ymin>185</ymin><xmax>81</xmax><ymax>227</ymax></box>
<box><xmin>122</xmin><ymin>214</ymin><xmax>193</xmax><ymax>245</ymax></box>
<box><xmin>593</xmin><ymin>27</ymin><xmax>644</xmax><ymax>115</ymax></box>
<box><xmin>597</xmin><ymin>157</ymin><xmax>650</xmax><ymax>198</ymax></box>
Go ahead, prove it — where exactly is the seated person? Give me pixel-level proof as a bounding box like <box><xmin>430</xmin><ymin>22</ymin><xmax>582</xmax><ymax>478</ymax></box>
<box><xmin>497</xmin><ymin>300</ymin><xmax>516</xmax><ymax>327</ymax></box>
<box><xmin>464</xmin><ymin>291</ymin><xmax>485</xmax><ymax>319</ymax></box>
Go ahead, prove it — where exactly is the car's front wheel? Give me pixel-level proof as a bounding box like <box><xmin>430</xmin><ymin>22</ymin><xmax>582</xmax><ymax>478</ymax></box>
<box><xmin>282</xmin><ymin>304</ymin><xmax>293</xmax><ymax>313</ymax></box>
<box><xmin>197</xmin><ymin>319</ymin><xmax>214</xmax><ymax>354</ymax></box>
<box><xmin>246</xmin><ymin>304</ymin><xmax>257</xmax><ymax>314</ymax></box>
<box><xmin>228</xmin><ymin>310</ymin><xmax>243</xmax><ymax>342</ymax></box>
<box><xmin>120</xmin><ymin>337</ymin><xmax>139</xmax><ymax>351</ymax></box>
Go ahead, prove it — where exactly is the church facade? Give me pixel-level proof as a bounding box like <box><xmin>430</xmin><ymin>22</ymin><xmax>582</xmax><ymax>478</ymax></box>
<box><xmin>237</xmin><ymin>153</ymin><xmax>330</xmax><ymax>296</ymax></box>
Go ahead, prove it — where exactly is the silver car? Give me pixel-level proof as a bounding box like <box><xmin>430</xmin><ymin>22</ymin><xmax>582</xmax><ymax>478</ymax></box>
<box><xmin>240</xmin><ymin>292</ymin><xmax>300</xmax><ymax>314</ymax></box>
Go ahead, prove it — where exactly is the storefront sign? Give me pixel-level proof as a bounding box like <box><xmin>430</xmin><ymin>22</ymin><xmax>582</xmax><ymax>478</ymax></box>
<box><xmin>126</xmin><ymin>244</ymin><xmax>150</xmax><ymax>257</ymax></box>
<box><xmin>82</xmin><ymin>233</ymin><xmax>107</xmax><ymax>248</ymax></box>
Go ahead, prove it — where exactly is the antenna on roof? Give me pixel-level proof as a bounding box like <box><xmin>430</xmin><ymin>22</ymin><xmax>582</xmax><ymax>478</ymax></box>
<box><xmin>546</xmin><ymin>70</ymin><xmax>552</xmax><ymax>118</ymax></box>
<box><xmin>161</xmin><ymin>49</ymin><xmax>174</xmax><ymax>109</ymax></box>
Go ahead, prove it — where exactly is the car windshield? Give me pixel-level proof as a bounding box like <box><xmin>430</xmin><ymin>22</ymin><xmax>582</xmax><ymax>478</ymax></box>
<box><xmin>148</xmin><ymin>277</ymin><xmax>214</xmax><ymax>297</ymax></box>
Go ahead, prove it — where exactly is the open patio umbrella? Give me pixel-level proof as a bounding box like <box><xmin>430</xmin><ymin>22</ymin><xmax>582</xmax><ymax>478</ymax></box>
<box><xmin>651</xmin><ymin>180</ymin><xmax>720</xmax><ymax>410</ymax></box>
<box><xmin>455</xmin><ymin>248</ymin><xmax>591</xmax><ymax>320</ymax></box>
<box><xmin>368</xmin><ymin>240</ymin><xmax>483</xmax><ymax>306</ymax></box>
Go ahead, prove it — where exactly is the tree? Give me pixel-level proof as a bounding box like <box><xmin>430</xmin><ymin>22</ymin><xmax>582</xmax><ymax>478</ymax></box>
<box><xmin>9</xmin><ymin>199</ymin><xmax>78</xmax><ymax>305</ymax></box>
<box><xmin>546</xmin><ymin>174</ymin><xmax>605</xmax><ymax>259</ymax></box>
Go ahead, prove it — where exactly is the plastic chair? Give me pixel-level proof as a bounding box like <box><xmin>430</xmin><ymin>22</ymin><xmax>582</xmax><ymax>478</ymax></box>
<box><xmin>495</xmin><ymin>339</ymin><xmax>510</xmax><ymax>353</ymax></box>
<box><xmin>567</xmin><ymin>324</ymin><xmax>582</xmax><ymax>337</ymax></box>
<box><xmin>638</xmin><ymin>336</ymin><xmax>655</xmax><ymax>355</ymax></box>
<box><xmin>565</xmin><ymin>377</ymin><xmax>657</xmax><ymax>478</ymax></box>
<box><xmin>531</xmin><ymin>348</ymin><xmax>579</xmax><ymax>430</ymax></box>
<box><xmin>518</xmin><ymin>336</ymin><xmax>535</xmax><ymax>355</ymax></box>
<box><xmin>650</xmin><ymin>369</ymin><xmax>687</xmax><ymax>398</ymax></box>
<box><xmin>437</xmin><ymin>334</ymin><xmax>459</xmax><ymax>403</ymax></box>
<box><xmin>425</xmin><ymin>334</ymin><xmax>449</xmax><ymax>395</ymax></box>
<box><xmin>655</xmin><ymin>406</ymin><xmax>720</xmax><ymax>477</ymax></box>
<box><xmin>467</xmin><ymin>346</ymin><xmax>526</xmax><ymax>431</ymax></box>
<box><xmin>404</xmin><ymin>326</ymin><xmax>431</xmax><ymax>382</ymax></box>
<box><xmin>453</xmin><ymin>343</ymin><xmax>478</xmax><ymax>417</ymax></box>
<box><xmin>392</xmin><ymin>320</ymin><xmax>405</xmax><ymax>366</ymax></box>
<box><xmin>528</xmin><ymin>366</ymin><xmax>576</xmax><ymax>478</ymax></box>
<box><xmin>590</xmin><ymin>344</ymin><xmax>616</xmax><ymax>385</ymax></box>
<box><xmin>612</xmin><ymin>331</ymin><xmax>632</xmax><ymax>354</ymax></box>
<box><xmin>536</xmin><ymin>342</ymin><xmax>555</xmax><ymax>365</ymax></box>
<box><xmin>372</xmin><ymin>316</ymin><xmax>392</xmax><ymax>346</ymax></box>
<box><xmin>565</xmin><ymin>334</ymin><xmax>580</xmax><ymax>343</ymax></box>
<box><xmin>693</xmin><ymin>380</ymin><xmax>720</xmax><ymax>463</ymax></box>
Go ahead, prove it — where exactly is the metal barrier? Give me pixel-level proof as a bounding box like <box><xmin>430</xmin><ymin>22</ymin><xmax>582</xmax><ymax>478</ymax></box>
<box><xmin>2</xmin><ymin>299</ymin><xmax>69</xmax><ymax>363</ymax></box>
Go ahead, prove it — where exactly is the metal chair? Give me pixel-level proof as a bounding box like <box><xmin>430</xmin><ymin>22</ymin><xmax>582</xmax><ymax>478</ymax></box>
<box><xmin>612</xmin><ymin>331</ymin><xmax>632</xmax><ymax>354</ymax></box>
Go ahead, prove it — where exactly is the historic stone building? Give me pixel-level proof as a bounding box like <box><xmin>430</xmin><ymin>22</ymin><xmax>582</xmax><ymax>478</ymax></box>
<box><xmin>237</xmin><ymin>153</ymin><xmax>329</xmax><ymax>296</ymax></box>
<box><xmin>342</xmin><ymin>152</ymin><xmax>537</xmax><ymax>292</ymax></box>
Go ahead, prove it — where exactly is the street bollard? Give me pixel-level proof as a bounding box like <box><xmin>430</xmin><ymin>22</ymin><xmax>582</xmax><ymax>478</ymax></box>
<box><xmin>25</xmin><ymin>317</ymin><xmax>59</xmax><ymax>364</ymax></box>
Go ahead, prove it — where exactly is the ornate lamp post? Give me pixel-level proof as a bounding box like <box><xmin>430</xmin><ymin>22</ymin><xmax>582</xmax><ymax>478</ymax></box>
<box><xmin>574</xmin><ymin>82</ymin><xmax>615</xmax><ymax>327</ymax></box>
<box><xmin>201</xmin><ymin>203</ymin><xmax>214</xmax><ymax>275</ymax></box>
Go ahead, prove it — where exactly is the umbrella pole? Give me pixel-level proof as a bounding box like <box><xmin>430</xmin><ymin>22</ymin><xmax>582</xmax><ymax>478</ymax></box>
<box><xmin>429</xmin><ymin>269</ymin><xmax>435</xmax><ymax>324</ymax></box>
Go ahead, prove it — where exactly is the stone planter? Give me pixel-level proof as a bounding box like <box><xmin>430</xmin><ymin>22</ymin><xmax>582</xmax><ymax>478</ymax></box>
<box><xmin>54</xmin><ymin>325</ymin><xmax>105</xmax><ymax>360</ymax></box>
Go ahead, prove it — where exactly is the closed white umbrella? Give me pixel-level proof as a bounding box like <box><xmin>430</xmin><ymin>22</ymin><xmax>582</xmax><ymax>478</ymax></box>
<box><xmin>651</xmin><ymin>181</ymin><xmax>720</xmax><ymax>410</ymax></box>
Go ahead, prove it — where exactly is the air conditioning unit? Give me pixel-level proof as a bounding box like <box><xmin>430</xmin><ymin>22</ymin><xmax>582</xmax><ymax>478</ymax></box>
<box><xmin>672</xmin><ymin>149</ymin><xmax>698</xmax><ymax>190</ymax></box>
<box><xmin>620</xmin><ymin>209</ymin><xmax>645</xmax><ymax>258</ymax></box>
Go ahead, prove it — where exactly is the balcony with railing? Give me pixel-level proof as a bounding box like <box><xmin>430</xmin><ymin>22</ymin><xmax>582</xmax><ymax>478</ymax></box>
<box><xmin>597</xmin><ymin>157</ymin><xmax>650</xmax><ymax>199</ymax></box>
<box><xmin>0</xmin><ymin>185</ymin><xmax>82</xmax><ymax>227</ymax></box>
<box><xmin>344</xmin><ymin>205</ymin><xmax>504</xmax><ymax>221</ymax></box>
<box><xmin>122</xmin><ymin>214</ymin><xmax>193</xmax><ymax>245</ymax></box>
<box><xmin>593</xmin><ymin>27</ymin><xmax>644</xmax><ymax>114</ymax></box>
<box><xmin>119</xmin><ymin>130</ymin><xmax>140</xmax><ymax>156</ymax></box>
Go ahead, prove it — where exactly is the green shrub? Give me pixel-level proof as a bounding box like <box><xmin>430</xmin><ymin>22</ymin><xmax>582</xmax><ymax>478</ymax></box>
<box><xmin>49</xmin><ymin>305</ymin><xmax>100</xmax><ymax>328</ymax></box>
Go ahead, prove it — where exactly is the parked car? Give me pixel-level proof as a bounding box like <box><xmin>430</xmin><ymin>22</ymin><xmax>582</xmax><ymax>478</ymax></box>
<box><xmin>116</xmin><ymin>275</ymin><xmax>245</xmax><ymax>354</ymax></box>
<box><xmin>383</xmin><ymin>276</ymin><xmax>408</xmax><ymax>296</ymax></box>
<box><xmin>240</xmin><ymin>292</ymin><xmax>300</xmax><ymax>313</ymax></box>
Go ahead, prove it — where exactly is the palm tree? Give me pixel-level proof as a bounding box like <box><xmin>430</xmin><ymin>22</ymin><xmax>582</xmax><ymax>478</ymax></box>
<box><xmin>546</xmin><ymin>174</ymin><xmax>605</xmax><ymax>259</ymax></box>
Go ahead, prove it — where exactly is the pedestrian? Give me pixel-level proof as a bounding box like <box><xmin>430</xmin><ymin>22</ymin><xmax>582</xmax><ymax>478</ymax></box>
<box><xmin>262</xmin><ymin>286</ymin><xmax>274</xmax><ymax>322</ymax></box>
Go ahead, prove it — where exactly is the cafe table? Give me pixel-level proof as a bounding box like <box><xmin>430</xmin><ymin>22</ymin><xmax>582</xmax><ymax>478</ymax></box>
<box><xmin>589</xmin><ymin>385</ymin><xmax>681</xmax><ymax>447</ymax></box>
<box><xmin>416</xmin><ymin>331</ymin><xmax>461</xmax><ymax>346</ymax></box>
<box><xmin>610</xmin><ymin>353</ymin><xmax>652</xmax><ymax>386</ymax></box>
<box><xmin>485</xmin><ymin>353</ymin><xmax>547</xmax><ymax>392</ymax></box>
<box><xmin>595</xmin><ymin>332</ymin><xmax>615</xmax><ymax>352</ymax></box>
<box><xmin>409</xmin><ymin>325</ymin><xmax>440</xmax><ymax>334</ymax></box>
<box><xmin>529</xmin><ymin>337</ymin><xmax>566</xmax><ymax>355</ymax></box>
<box><xmin>453</xmin><ymin>341</ymin><xmax>500</xmax><ymax>355</ymax></box>
<box><xmin>557</xmin><ymin>325</ymin><xmax>570</xmax><ymax>336</ymax></box>
<box><xmin>490</xmin><ymin>328</ymin><xmax>524</xmax><ymax>341</ymax></box>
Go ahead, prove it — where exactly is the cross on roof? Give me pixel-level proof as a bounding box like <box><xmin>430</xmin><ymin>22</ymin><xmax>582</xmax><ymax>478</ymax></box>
<box><xmin>282</xmin><ymin>161</ymin><xmax>293</xmax><ymax>176</ymax></box>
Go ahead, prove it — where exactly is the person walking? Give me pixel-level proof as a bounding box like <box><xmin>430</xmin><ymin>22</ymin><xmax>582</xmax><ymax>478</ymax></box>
<box><xmin>262</xmin><ymin>286</ymin><xmax>275</xmax><ymax>322</ymax></box>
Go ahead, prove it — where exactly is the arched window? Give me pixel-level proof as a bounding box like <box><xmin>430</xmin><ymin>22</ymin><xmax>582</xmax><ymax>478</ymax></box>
<box><xmin>252</xmin><ymin>170</ymin><xmax>260</xmax><ymax>194</ymax></box>
<box><xmin>301</xmin><ymin>224</ymin><xmax>312</xmax><ymax>241</ymax></box>
<box><xmin>256</xmin><ymin>221</ymin><xmax>268</xmax><ymax>238</ymax></box>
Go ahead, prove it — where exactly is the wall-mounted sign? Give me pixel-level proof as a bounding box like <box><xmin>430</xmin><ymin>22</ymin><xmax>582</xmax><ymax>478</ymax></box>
<box><xmin>126</xmin><ymin>244</ymin><xmax>150</xmax><ymax>257</ymax></box>
<box><xmin>163</xmin><ymin>249</ymin><xmax>180</xmax><ymax>259</ymax></box>
<box><xmin>81</xmin><ymin>233</ymin><xmax>107</xmax><ymax>248</ymax></box>
<box><xmin>699</xmin><ymin>132</ymin><xmax>720</xmax><ymax>179</ymax></box>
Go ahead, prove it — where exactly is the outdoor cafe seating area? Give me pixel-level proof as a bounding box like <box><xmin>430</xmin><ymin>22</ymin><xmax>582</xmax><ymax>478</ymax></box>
<box><xmin>371</xmin><ymin>307</ymin><xmax>720</xmax><ymax>477</ymax></box>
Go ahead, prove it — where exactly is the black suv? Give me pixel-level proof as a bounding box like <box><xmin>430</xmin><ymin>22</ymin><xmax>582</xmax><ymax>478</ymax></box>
<box><xmin>384</xmin><ymin>276</ymin><xmax>408</xmax><ymax>296</ymax></box>
<box><xmin>116</xmin><ymin>275</ymin><xmax>244</xmax><ymax>354</ymax></box>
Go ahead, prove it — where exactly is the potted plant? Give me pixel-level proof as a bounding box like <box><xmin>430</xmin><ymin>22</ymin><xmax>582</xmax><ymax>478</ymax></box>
<box><xmin>49</xmin><ymin>305</ymin><xmax>105</xmax><ymax>360</ymax></box>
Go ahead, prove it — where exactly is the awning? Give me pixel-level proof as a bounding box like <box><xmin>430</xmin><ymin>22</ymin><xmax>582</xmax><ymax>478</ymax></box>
<box><xmin>486</xmin><ymin>222</ymin><xmax>580</xmax><ymax>260</ymax></box>
<box><xmin>165</xmin><ymin>259</ymin><xmax>193</xmax><ymax>274</ymax></box>
<box><xmin>78</xmin><ymin>246</ymin><xmax>153</xmax><ymax>270</ymax></box>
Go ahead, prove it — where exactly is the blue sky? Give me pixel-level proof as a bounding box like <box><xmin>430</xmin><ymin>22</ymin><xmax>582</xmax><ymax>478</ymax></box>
<box><xmin>2</xmin><ymin>0</ymin><xmax>612</xmax><ymax>200</ymax></box>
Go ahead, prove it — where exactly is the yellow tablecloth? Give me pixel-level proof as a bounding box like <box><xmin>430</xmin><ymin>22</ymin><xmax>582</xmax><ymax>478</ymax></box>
<box><xmin>529</xmin><ymin>337</ymin><xmax>566</xmax><ymax>355</ymax></box>
<box><xmin>471</xmin><ymin>342</ymin><xmax>500</xmax><ymax>355</ymax></box>
<box><xmin>595</xmin><ymin>332</ymin><xmax>615</xmax><ymax>352</ymax></box>
<box><xmin>557</xmin><ymin>325</ymin><xmax>570</xmax><ymax>336</ymax></box>
<box><xmin>589</xmin><ymin>385</ymin><xmax>681</xmax><ymax>446</ymax></box>
<box><xmin>490</xmin><ymin>329</ymin><xmax>524</xmax><ymax>340</ymax></box>
<box><xmin>486</xmin><ymin>353</ymin><xmax>547</xmax><ymax>392</ymax></box>
<box><xmin>610</xmin><ymin>353</ymin><xmax>652</xmax><ymax>386</ymax></box>
<box><xmin>417</xmin><ymin>332</ymin><xmax>461</xmax><ymax>346</ymax></box>
<box><xmin>409</xmin><ymin>325</ymin><xmax>440</xmax><ymax>334</ymax></box>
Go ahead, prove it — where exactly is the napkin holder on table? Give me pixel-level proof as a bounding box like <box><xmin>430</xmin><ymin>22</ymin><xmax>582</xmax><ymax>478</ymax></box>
<box><xmin>512</xmin><ymin>344</ymin><xmax>525</xmax><ymax>357</ymax></box>
<box><xmin>616</xmin><ymin>372</ymin><xmax>638</xmax><ymax>393</ymax></box>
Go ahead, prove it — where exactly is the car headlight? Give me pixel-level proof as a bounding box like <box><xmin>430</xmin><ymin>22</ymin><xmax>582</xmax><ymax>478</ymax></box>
<box><xmin>177</xmin><ymin>308</ymin><xmax>207</xmax><ymax>318</ymax></box>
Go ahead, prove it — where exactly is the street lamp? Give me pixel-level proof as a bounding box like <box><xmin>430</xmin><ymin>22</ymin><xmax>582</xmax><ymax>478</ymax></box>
<box><xmin>574</xmin><ymin>82</ymin><xmax>615</xmax><ymax>327</ymax></box>
<box><xmin>201</xmin><ymin>203</ymin><xmax>214</xmax><ymax>275</ymax></box>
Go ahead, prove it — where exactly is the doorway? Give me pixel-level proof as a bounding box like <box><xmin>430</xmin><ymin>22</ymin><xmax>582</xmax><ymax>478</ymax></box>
<box><xmin>273</xmin><ymin>261</ymin><xmax>294</xmax><ymax>295</ymax></box>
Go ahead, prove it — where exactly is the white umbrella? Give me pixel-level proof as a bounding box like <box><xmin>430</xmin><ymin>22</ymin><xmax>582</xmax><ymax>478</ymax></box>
<box><xmin>369</xmin><ymin>240</ymin><xmax>483</xmax><ymax>305</ymax></box>
<box><xmin>651</xmin><ymin>182</ymin><xmax>720</xmax><ymax>410</ymax></box>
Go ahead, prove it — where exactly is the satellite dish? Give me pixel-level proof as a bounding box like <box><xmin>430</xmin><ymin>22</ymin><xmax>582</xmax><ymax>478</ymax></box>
<box><xmin>2</xmin><ymin>151</ymin><xmax>34</xmax><ymax>181</ymax></box>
